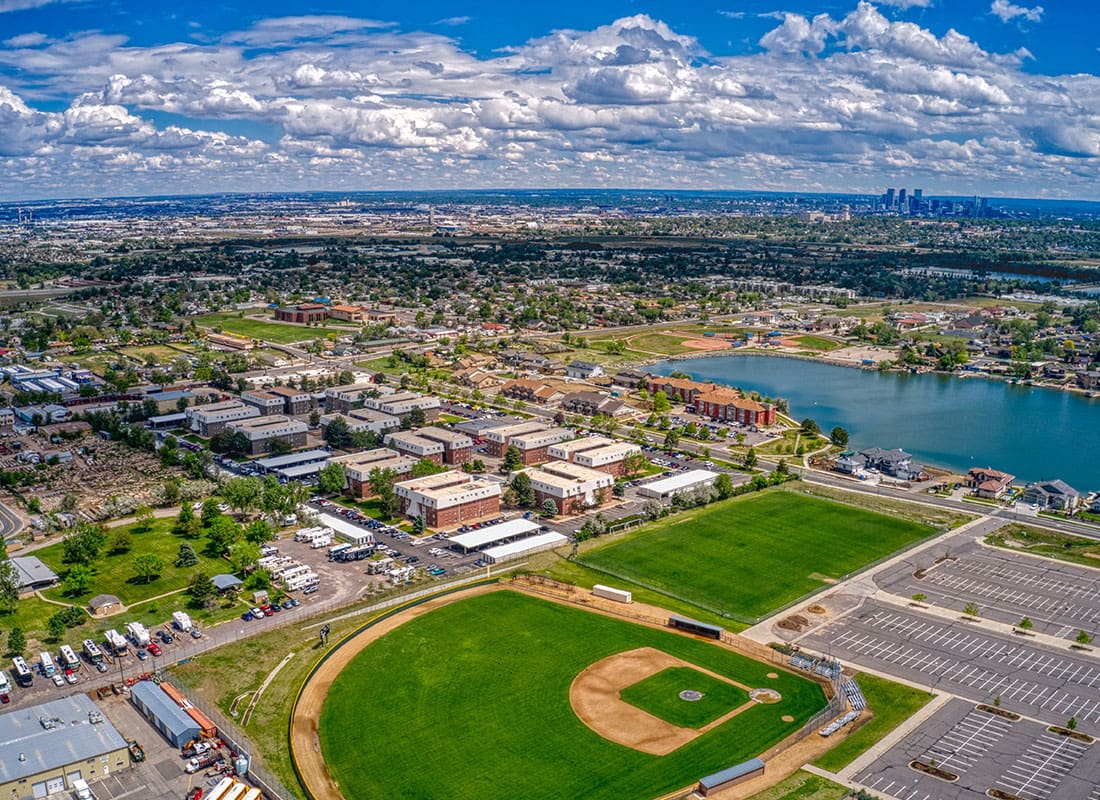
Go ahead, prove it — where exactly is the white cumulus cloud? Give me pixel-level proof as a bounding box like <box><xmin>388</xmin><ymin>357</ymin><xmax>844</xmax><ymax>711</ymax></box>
<box><xmin>990</xmin><ymin>0</ymin><xmax>1043</xmax><ymax>23</ymax></box>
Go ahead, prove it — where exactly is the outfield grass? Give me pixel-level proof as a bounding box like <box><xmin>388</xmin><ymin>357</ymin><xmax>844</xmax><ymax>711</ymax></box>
<box><xmin>629</xmin><ymin>332</ymin><xmax>698</xmax><ymax>355</ymax></box>
<box><xmin>195</xmin><ymin>312</ymin><xmax>353</xmax><ymax>344</ymax></box>
<box><xmin>320</xmin><ymin>591</ymin><xmax>826</xmax><ymax>800</ymax></box>
<box><xmin>789</xmin><ymin>336</ymin><xmax>842</xmax><ymax>352</ymax></box>
<box><xmin>620</xmin><ymin>666</ymin><xmax>749</xmax><ymax>728</ymax></box>
<box><xmin>578</xmin><ymin>491</ymin><xmax>933</xmax><ymax>621</ymax></box>
<box><xmin>812</xmin><ymin>673</ymin><xmax>931</xmax><ymax>772</ymax></box>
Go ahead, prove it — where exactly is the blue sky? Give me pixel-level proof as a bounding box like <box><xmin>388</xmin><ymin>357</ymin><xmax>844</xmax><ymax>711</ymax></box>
<box><xmin>1</xmin><ymin>0</ymin><xmax>1098</xmax><ymax>200</ymax></box>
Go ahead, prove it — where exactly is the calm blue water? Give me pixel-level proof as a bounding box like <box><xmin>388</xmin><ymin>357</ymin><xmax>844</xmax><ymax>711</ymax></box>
<box><xmin>651</xmin><ymin>355</ymin><xmax>1100</xmax><ymax>489</ymax></box>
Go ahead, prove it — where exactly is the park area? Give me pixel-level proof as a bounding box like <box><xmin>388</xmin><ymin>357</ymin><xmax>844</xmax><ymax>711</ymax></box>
<box><xmin>576</xmin><ymin>490</ymin><xmax>934</xmax><ymax>623</ymax></box>
<box><xmin>194</xmin><ymin>311</ymin><xmax>355</xmax><ymax>344</ymax></box>
<box><xmin>316</xmin><ymin>590</ymin><xmax>826</xmax><ymax>800</ymax></box>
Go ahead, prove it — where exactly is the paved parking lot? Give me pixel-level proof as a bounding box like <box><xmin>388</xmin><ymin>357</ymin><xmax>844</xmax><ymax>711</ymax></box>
<box><xmin>876</xmin><ymin>535</ymin><xmax>1100</xmax><ymax>641</ymax></box>
<box><xmin>855</xmin><ymin>698</ymin><xmax>1100</xmax><ymax>800</ymax></box>
<box><xmin>803</xmin><ymin>602</ymin><xmax>1100</xmax><ymax>728</ymax></box>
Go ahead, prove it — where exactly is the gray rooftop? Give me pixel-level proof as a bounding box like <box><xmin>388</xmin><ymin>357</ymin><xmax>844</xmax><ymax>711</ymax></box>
<box><xmin>10</xmin><ymin>556</ymin><xmax>58</xmax><ymax>589</ymax></box>
<box><xmin>699</xmin><ymin>758</ymin><xmax>765</xmax><ymax>789</ymax></box>
<box><xmin>452</xmin><ymin>416</ymin><xmax>526</xmax><ymax>436</ymax></box>
<box><xmin>129</xmin><ymin>681</ymin><xmax>200</xmax><ymax>741</ymax></box>
<box><xmin>0</xmin><ymin>693</ymin><xmax>128</xmax><ymax>784</ymax></box>
<box><xmin>255</xmin><ymin>449</ymin><xmax>331</xmax><ymax>470</ymax></box>
<box><xmin>212</xmin><ymin>573</ymin><xmax>242</xmax><ymax>591</ymax></box>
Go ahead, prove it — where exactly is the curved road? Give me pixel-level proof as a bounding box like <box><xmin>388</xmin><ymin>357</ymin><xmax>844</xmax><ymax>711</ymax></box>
<box><xmin>0</xmin><ymin>499</ymin><xmax>24</xmax><ymax>542</ymax></box>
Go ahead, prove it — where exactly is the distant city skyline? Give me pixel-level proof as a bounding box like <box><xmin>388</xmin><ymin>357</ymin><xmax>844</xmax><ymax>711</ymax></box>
<box><xmin>1</xmin><ymin>1</ymin><xmax>1098</xmax><ymax>201</ymax></box>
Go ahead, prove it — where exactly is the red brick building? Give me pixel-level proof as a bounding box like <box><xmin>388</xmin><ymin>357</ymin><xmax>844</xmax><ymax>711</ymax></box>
<box><xmin>693</xmin><ymin>386</ymin><xmax>776</xmax><ymax>427</ymax></box>
<box><xmin>394</xmin><ymin>472</ymin><xmax>501</xmax><ymax>528</ymax></box>
<box><xmin>274</xmin><ymin>303</ymin><xmax>328</xmax><ymax>324</ymax></box>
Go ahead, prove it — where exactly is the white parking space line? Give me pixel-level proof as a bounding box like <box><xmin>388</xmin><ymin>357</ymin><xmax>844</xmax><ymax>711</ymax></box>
<box><xmin>993</xmin><ymin>733</ymin><xmax>1090</xmax><ymax>800</ymax></box>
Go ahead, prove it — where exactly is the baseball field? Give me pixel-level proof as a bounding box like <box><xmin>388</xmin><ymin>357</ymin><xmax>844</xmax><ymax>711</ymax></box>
<box><xmin>578</xmin><ymin>491</ymin><xmax>934</xmax><ymax>621</ymax></box>
<box><xmin>316</xmin><ymin>590</ymin><xmax>827</xmax><ymax>800</ymax></box>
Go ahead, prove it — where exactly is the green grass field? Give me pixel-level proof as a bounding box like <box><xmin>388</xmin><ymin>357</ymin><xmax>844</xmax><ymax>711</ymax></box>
<box><xmin>578</xmin><ymin>491</ymin><xmax>933</xmax><ymax>621</ymax></box>
<box><xmin>745</xmin><ymin>770</ymin><xmax>848</xmax><ymax>800</ymax></box>
<box><xmin>789</xmin><ymin>336</ymin><xmax>842</xmax><ymax>352</ymax></box>
<box><xmin>620</xmin><ymin>667</ymin><xmax>749</xmax><ymax>728</ymax></box>
<box><xmin>812</xmin><ymin>673</ymin><xmax>931</xmax><ymax>772</ymax></box>
<box><xmin>38</xmin><ymin>518</ymin><xmax>230</xmax><ymax>607</ymax></box>
<box><xmin>195</xmin><ymin>312</ymin><xmax>355</xmax><ymax>344</ymax></box>
<box><xmin>319</xmin><ymin>591</ymin><xmax>826</xmax><ymax>800</ymax></box>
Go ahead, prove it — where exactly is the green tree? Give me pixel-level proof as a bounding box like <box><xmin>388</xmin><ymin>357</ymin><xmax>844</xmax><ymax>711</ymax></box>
<box><xmin>132</xmin><ymin>553</ymin><xmax>165</xmax><ymax>584</ymax></box>
<box><xmin>0</xmin><ymin>556</ymin><xmax>19</xmax><ymax>614</ymax></box>
<box><xmin>222</xmin><ymin>476</ymin><xmax>263</xmax><ymax>514</ymax></box>
<box><xmin>714</xmin><ymin>472</ymin><xmax>735</xmax><ymax>499</ymax></box>
<box><xmin>175</xmin><ymin>541</ymin><xmax>199</xmax><ymax>568</ymax></box>
<box><xmin>61</xmin><ymin>564</ymin><xmax>94</xmax><ymax>597</ymax></box>
<box><xmin>228</xmin><ymin>541</ymin><xmax>261</xmax><ymax>574</ymax></box>
<box><xmin>62</xmin><ymin>523</ymin><xmax>107</xmax><ymax>565</ymax></box>
<box><xmin>1068</xmin><ymin>716</ymin><xmax>1078</xmax><ymax>730</ymax></box>
<box><xmin>368</xmin><ymin>467</ymin><xmax>400</xmax><ymax>519</ymax></box>
<box><xmin>322</xmin><ymin>415</ymin><xmax>352</xmax><ymax>448</ymax></box>
<box><xmin>1018</xmin><ymin>616</ymin><xmax>1033</xmax><ymax>633</ymax></box>
<box><xmin>510</xmin><ymin>472</ymin><xmax>536</xmax><ymax>507</ymax></box>
<box><xmin>46</xmin><ymin>614</ymin><xmax>67</xmax><ymax>642</ymax></box>
<box><xmin>964</xmin><ymin>602</ymin><xmax>980</xmax><ymax>619</ymax></box>
<box><xmin>6</xmin><ymin>627</ymin><xmax>24</xmax><ymax>657</ymax></box>
<box><xmin>206</xmin><ymin>515</ymin><xmax>241</xmax><ymax>556</ymax></box>
<box><xmin>800</xmin><ymin>418</ymin><xmax>820</xmax><ymax>436</ymax></box>
<box><xmin>652</xmin><ymin>390</ymin><xmax>671</xmax><ymax>413</ymax></box>
<box><xmin>411</xmin><ymin>515</ymin><xmax>425</xmax><ymax>536</ymax></box>
<box><xmin>502</xmin><ymin>445</ymin><xmax>523</xmax><ymax>473</ymax></box>
<box><xmin>1076</xmin><ymin>630</ymin><xmax>1093</xmax><ymax>647</ymax></box>
<box><xmin>309</xmin><ymin>410</ymin><xmax>321</xmax><ymax>428</ymax></box>
<box><xmin>244</xmin><ymin>519</ymin><xmax>272</xmax><ymax>545</ymax></box>
<box><xmin>912</xmin><ymin>593</ymin><xmax>927</xmax><ymax>604</ymax></box>
<box><xmin>411</xmin><ymin>458</ymin><xmax>445</xmax><ymax>478</ymax></box>
<box><xmin>621</xmin><ymin>451</ymin><xmax>649</xmax><ymax>479</ymax></box>
<box><xmin>662</xmin><ymin>429</ymin><xmax>680</xmax><ymax>452</ymax></box>
<box><xmin>108</xmin><ymin>528</ymin><xmax>133</xmax><ymax>554</ymax></box>
<box><xmin>830</xmin><ymin>426</ymin><xmax>849</xmax><ymax>447</ymax></box>
<box><xmin>188</xmin><ymin>571</ymin><xmax>216</xmax><ymax>608</ymax></box>
<box><xmin>743</xmin><ymin>447</ymin><xmax>758</xmax><ymax>469</ymax></box>
<box><xmin>318</xmin><ymin>462</ymin><xmax>347</xmax><ymax>495</ymax></box>
<box><xmin>201</xmin><ymin>498</ymin><xmax>222</xmax><ymax>528</ymax></box>
<box><xmin>540</xmin><ymin>498</ymin><xmax>558</xmax><ymax>517</ymax></box>
<box><xmin>174</xmin><ymin>502</ymin><xmax>196</xmax><ymax>536</ymax></box>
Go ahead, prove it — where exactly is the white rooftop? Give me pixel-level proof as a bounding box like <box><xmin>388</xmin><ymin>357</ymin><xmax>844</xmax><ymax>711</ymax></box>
<box><xmin>448</xmin><ymin>518</ymin><xmax>540</xmax><ymax>551</ymax></box>
<box><xmin>641</xmin><ymin>469</ymin><xmax>720</xmax><ymax>494</ymax></box>
<box><xmin>482</xmin><ymin>531</ymin><xmax>568</xmax><ymax>561</ymax></box>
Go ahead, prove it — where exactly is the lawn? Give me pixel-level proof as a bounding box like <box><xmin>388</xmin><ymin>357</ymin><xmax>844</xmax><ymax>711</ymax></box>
<box><xmin>194</xmin><ymin>312</ymin><xmax>351</xmax><ymax>344</ymax></box>
<box><xmin>38</xmin><ymin>518</ymin><xmax>230</xmax><ymax>608</ymax></box>
<box><xmin>745</xmin><ymin>770</ymin><xmax>848</xmax><ymax>800</ymax></box>
<box><xmin>812</xmin><ymin>673</ymin><xmax>931</xmax><ymax>772</ymax></box>
<box><xmin>628</xmin><ymin>332</ymin><xmax>698</xmax><ymax>355</ymax></box>
<box><xmin>578</xmin><ymin>490</ymin><xmax>934</xmax><ymax>622</ymax></box>
<box><xmin>789</xmin><ymin>336</ymin><xmax>842</xmax><ymax>352</ymax></box>
<box><xmin>319</xmin><ymin>591</ymin><xmax>826</xmax><ymax>800</ymax></box>
<box><xmin>620</xmin><ymin>666</ymin><xmax>749</xmax><ymax>728</ymax></box>
<box><xmin>986</xmin><ymin>524</ymin><xmax>1100</xmax><ymax>570</ymax></box>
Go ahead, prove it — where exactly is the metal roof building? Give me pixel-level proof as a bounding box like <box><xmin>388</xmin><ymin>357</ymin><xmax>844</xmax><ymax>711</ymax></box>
<box><xmin>698</xmin><ymin>758</ymin><xmax>765</xmax><ymax>796</ymax></box>
<box><xmin>10</xmin><ymin>556</ymin><xmax>58</xmax><ymax>591</ymax></box>
<box><xmin>0</xmin><ymin>693</ymin><xmax>130</xmax><ymax>799</ymax></box>
<box><xmin>316</xmin><ymin>513</ymin><xmax>375</xmax><ymax>546</ymax></box>
<box><xmin>482</xmin><ymin>531</ymin><xmax>568</xmax><ymax>564</ymax></box>
<box><xmin>447</xmin><ymin>519</ymin><xmax>540</xmax><ymax>553</ymax></box>
<box><xmin>129</xmin><ymin>681</ymin><xmax>201</xmax><ymax>748</ymax></box>
<box><xmin>256</xmin><ymin>449</ymin><xmax>331</xmax><ymax>473</ymax></box>
<box><xmin>637</xmin><ymin>469</ymin><xmax>720</xmax><ymax>501</ymax></box>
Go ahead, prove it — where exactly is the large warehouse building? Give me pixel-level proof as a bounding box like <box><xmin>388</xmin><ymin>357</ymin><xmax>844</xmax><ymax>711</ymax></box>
<box><xmin>0</xmin><ymin>694</ymin><xmax>130</xmax><ymax>799</ymax></box>
<box><xmin>129</xmin><ymin>680</ymin><xmax>203</xmax><ymax>748</ymax></box>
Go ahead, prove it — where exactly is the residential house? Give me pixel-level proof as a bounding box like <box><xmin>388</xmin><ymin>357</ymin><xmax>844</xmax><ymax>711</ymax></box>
<box><xmin>565</xmin><ymin>360</ymin><xmax>605</xmax><ymax>380</ymax></box>
<box><xmin>499</xmin><ymin>379</ymin><xmax>565</xmax><ymax>405</ymax></box>
<box><xmin>966</xmin><ymin>467</ymin><xmax>1016</xmax><ymax>499</ymax></box>
<box><xmin>859</xmin><ymin>447</ymin><xmax>921</xmax><ymax>479</ymax></box>
<box><xmin>1023</xmin><ymin>479</ymin><xmax>1081</xmax><ymax>511</ymax></box>
<box><xmin>1077</xmin><ymin>370</ymin><xmax>1100</xmax><ymax>391</ymax></box>
<box><xmin>834</xmin><ymin>451</ymin><xmax>866</xmax><ymax>475</ymax></box>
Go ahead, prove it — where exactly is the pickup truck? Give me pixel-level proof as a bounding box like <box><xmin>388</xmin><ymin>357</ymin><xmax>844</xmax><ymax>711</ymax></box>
<box><xmin>185</xmin><ymin>752</ymin><xmax>219</xmax><ymax>773</ymax></box>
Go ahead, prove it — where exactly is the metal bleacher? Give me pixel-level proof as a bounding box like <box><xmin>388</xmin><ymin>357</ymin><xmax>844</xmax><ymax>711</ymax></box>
<box><xmin>841</xmin><ymin>678</ymin><xmax>867</xmax><ymax>711</ymax></box>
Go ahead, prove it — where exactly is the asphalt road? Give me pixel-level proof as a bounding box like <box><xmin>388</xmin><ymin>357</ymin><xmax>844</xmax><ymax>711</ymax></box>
<box><xmin>0</xmin><ymin>499</ymin><xmax>23</xmax><ymax>542</ymax></box>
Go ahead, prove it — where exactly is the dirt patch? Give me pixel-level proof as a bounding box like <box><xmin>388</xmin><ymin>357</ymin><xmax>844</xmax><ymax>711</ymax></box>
<box><xmin>766</xmin><ymin>672</ymin><xmax>779</xmax><ymax>679</ymax></box>
<box><xmin>781</xmin><ymin>714</ymin><xmax>795</xmax><ymax>723</ymax></box>
<box><xmin>749</xmin><ymin>688</ymin><xmax>782</xmax><ymax>704</ymax></box>
<box><xmin>806</xmin><ymin>605</ymin><xmax>827</xmax><ymax>615</ymax></box>
<box><xmin>680</xmin><ymin>337</ymin><xmax>734</xmax><ymax>351</ymax></box>
<box><xmin>569</xmin><ymin>646</ymin><xmax>754</xmax><ymax>756</ymax></box>
<box><xmin>777</xmin><ymin>615</ymin><xmax>808</xmax><ymax>632</ymax></box>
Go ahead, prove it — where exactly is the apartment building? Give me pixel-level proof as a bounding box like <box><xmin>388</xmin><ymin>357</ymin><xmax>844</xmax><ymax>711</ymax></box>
<box><xmin>226</xmin><ymin>415</ymin><xmax>308</xmax><ymax>455</ymax></box>
<box><xmin>186</xmin><ymin>400</ymin><xmax>260</xmax><ymax>437</ymax></box>
<box><xmin>327</xmin><ymin>448</ymin><xmax>418</xmax><ymax>498</ymax></box>
<box><xmin>527</xmin><ymin>461</ymin><xmax>614</xmax><ymax>515</ymax></box>
<box><xmin>394</xmin><ymin>471</ymin><xmax>501</xmax><ymax>528</ymax></box>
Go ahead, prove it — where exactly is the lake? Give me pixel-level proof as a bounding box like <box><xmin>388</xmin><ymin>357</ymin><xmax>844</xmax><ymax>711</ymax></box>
<box><xmin>651</xmin><ymin>355</ymin><xmax>1100</xmax><ymax>490</ymax></box>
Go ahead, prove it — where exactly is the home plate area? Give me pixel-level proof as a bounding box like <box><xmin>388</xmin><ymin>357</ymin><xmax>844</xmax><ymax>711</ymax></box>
<box><xmin>569</xmin><ymin>647</ymin><xmax>780</xmax><ymax>755</ymax></box>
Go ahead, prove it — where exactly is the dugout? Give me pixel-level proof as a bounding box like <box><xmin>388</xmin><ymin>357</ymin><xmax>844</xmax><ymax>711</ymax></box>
<box><xmin>668</xmin><ymin>615</ymin><xmax>723</xmax><ymax>640</ymax></box>
<box><xmin>697</xmin><ymin>758</ymin><xmax>765</xmax><ymax>796</ymax></box>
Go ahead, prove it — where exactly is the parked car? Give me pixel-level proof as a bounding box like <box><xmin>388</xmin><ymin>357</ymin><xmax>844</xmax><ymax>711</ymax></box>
<box><xmin>51</xmin><ymin>674</ymin><xmax>65</xmax><ymax>687</ymax></box>
<box><xmin>241</xmin><ymin>611</ymin><xmax>254</xmax><ymax>621</ymax></box>
<box><xmin>190</xmin><ymin>628</ymin><xmax>202</xmax><ymax>639</ymax></box>
<box><xmin>64</xmin><ymin>672</ymin><xmax>77</xmax><ymax>685</ymax></box>
<box><xmin>147</xmin><ymin>643</ymin><xmax>162</xmax><ymax>656</ymax></box>
<box><xmin>136</xmin><ymin>649</ymin><xmax>149</xmax><ymax>661</ymax></box>
<box><xmin>157</xmin><ymin>630</ymin><xmax>173</xmax><ymax>644</ymax></box>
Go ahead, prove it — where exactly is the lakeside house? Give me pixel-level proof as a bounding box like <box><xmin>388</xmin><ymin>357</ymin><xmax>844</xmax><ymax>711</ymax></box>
<box><xmin>1022</xmin><ymin>479</ymin><xmax>1081</xmax><ymax>511</ymax></box>
<box><xmin>966</xmin><ymin>467</ymin><xmax>1016</xmax><ymax>500</ymax></box>
<box><xmin>858</xmin><ymin>447</ymin><xmax>923</xmax><ymax>480</ymax></box>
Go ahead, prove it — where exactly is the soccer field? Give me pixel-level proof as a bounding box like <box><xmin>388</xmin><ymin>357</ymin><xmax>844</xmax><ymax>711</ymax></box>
<box><xmin>579</xmin><ymin>490</ymin><xmax>933</xmax><ymax>622</ymax></box>
<box><xmin>318</xmin><ymin>591</ymin><xmax>826</xmax><ymax>800</ymax></box>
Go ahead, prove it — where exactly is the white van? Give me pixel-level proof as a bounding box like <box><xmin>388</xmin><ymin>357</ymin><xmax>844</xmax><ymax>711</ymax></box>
<box><xmin>71</xmin><ymin>778</ymin><xmax>92</xmax><ymax>799</ymax></box>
